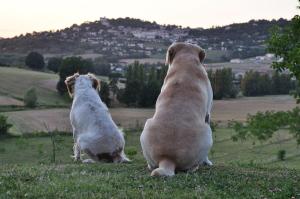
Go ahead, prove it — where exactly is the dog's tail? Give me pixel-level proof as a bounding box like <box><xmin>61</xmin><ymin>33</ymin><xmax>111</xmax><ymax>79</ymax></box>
<box><xmin>151</xmin><ymin>158</ymin><xmax>176</xmax><ymax>177</ymax></box>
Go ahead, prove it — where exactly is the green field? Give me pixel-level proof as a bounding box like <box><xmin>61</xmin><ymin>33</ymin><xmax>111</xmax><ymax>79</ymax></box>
<box><xmin>0</xmin><ymin>129</ymin><xmax>299</xmax><ymax>198</ymax></box>
<box><xmin>0</xmin><ymin>67</ymin><xmax>68</xmax><ymax>106</ymax></box>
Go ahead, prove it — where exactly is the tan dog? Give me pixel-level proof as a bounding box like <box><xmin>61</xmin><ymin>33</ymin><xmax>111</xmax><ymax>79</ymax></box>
<box><xmin>140</xmin><ymin>42</ymin><xmax>213</xmax><ymax>177</ymax></box>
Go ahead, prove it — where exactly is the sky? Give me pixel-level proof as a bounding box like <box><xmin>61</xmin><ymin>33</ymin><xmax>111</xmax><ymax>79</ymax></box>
<box><xmin>0</xmin><ymin>0</ymin><xmax>299</xmax><ymax>38</ymax></box>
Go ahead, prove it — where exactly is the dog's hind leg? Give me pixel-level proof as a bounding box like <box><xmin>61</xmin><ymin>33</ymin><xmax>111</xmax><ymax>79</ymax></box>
<box><xmin>83</xmin><ymin>149</ymin><xmax>98</xmax><ymax>163</ymax></box>
<box><xmin>82</xmin><ymin>159</ymin><xmax>96</xmax><ymax>163</ymax></box>
<box><xmin>72</xmin><ymin>142</ymin><xmax>81</xmax><ymax>161</ymax></box>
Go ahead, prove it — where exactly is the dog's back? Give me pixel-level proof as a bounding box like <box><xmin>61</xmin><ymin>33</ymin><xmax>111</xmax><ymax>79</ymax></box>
<box><xmin>141</xmin><ymin>43</ymin><xmax>213</xmax><ymax>176</ymax></box>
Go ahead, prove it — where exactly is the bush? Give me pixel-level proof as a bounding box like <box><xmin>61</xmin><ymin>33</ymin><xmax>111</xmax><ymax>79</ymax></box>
<box><xmin>0</xmin><ymin>114</ymin><xmax>12</xmax><ymax>135</ymax></box>
<box><xmin>25</xmin><ymin>52</ymin><xmax>45</xmax><ymax>70</ymax></box>
<box><xmin>24</xmin><ymin>87</ymin><xmax>38</xmax><ymax>107</ymax></box>
<box><xmin>277</xmin><ymin>150</ymin><xmax>286</xmax><ymax>161</ymax></box>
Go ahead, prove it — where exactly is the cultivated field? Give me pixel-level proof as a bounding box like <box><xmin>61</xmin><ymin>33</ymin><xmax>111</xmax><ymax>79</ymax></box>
<box><xmin>206</xmin><ymin>58</ymin><xmax>274</xmax><ymax>74</ymax></box>
<box><xmin>3</xmin><ymin>95</ymin><xmax>298</xmax><ymax>134</ymax></box>
<box><xmin>0</xmin><ymin>95</ymin><xmax>23</xmax><ymax>106</ymax></box>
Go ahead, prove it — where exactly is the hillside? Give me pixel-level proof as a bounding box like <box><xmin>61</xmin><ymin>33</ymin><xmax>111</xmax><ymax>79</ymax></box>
<box><xmin>0</xmin><ymin>17</ymin><xmax>289</xmax><ymax>64</ymax></box>
<box><xmin>0</xmin><ymin>67</ymin><xmax>69</xmax><ymax>106</ymax></box>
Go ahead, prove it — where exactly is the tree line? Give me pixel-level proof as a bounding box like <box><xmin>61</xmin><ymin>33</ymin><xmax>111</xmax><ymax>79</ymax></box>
<box><xmin>23</xmin><ymin>51</ymin><xmax>296</xmax><ymax>107</ymax></box>
<box><xmin>24</xmin><ymin>52</ymin><xmax>112</xmax><ymax>76</ymax></box>
<box><xmin>117</xmin><ymin>61</ymin><xmax>167</xmax><ymax>107</ymax></box>
<box><xmin>241</xmin><ymin>70</ymin><xmax>294</xmax><ymax>96</ymax></box>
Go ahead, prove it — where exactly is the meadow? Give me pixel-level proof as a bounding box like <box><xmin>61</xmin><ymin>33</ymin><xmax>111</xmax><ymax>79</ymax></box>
<box><xmin>0</xmin><ymin>67</ymin><xmax>299</xmax><ymax>198</ymax></box>
<box><xmin>0</xmin><ymin>129</ymin><xmax>299</xmax><ymax>198</ymax></box>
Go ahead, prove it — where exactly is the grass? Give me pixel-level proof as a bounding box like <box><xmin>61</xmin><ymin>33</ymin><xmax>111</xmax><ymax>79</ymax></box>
<box><xmin>1</xmin><ymin>129</ymin><xmax>299</xmax><ymax>168</ymax></box>
<box><xmin>1</xmin><ymin>163</ymin><xmax>299</xmax><ymax>198</ymax></box>
<box><xmin>0</xmin><ymin>129</ymin><xmax>300</xmax><ymax>198</ymax></box>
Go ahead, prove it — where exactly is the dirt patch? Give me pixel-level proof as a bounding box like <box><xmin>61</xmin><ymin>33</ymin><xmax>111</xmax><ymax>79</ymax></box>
<box><xmin>0</xmin><ymin>95</ymin><xmax>23</xmax><ymax>106</ymax></box>
<box><xmin>120</xmin><ymin>58</ymin><xmax>164</xmax><ymax>65</ymax></box>
<box><xmin>212</xmin><ymin>95</ymin><xmax>298</xmax><ymax>122</ymax></box>
<box><xmin>39</xmin><ymin>79</ymin><xmax>58</xmax><ymax>92</ymax></box>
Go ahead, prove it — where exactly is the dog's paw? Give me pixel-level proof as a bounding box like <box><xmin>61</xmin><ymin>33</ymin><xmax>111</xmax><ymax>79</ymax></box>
<box><xmin>188</xmin><ymin>165</ymin><xmax>199</xmax><ymax>172</ymax></box>
<box><xmin>151</xmin><ymin>168</ymin><xmax>175</xmax><ymax>177</ymax></box>
<box><xmin>71</xmin><ymin>155</ymin><xmax>81</xmax><ymax>162</ymax></box>
<box><xmin>82</xmin><ymin>159</ymin><xmax>96</xmax><ymax>164</ymax></box>
<box><xmin>148</xmin><ymin>164</ymin><xmax>154</xmax><ymax>171</ymax></box>
<box><xmin>202</xmin><ymin>158</ymin><xmax>213</xmax><ymax>166</ymax></box>
<box><xmin>120</xmin><ymin>157</ymin><xmax>131</xmax><ymax>163</ymax></box>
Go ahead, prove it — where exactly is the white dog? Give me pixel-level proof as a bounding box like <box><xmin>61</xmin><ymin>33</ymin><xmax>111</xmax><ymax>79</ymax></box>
<box><xmin>65</xmin><ymin>73</ymin><xmax>129</xmax><ymax>163</ymax></box>
<box><xmin>140</xmin><ymin>43</ymin><xmax>213</xmax><ymax>176</ymax></box>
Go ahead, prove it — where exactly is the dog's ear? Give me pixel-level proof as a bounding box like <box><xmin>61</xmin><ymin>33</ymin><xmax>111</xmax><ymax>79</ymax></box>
<box><xmin>199</xmin><ymin>48</ymin><xmax>206</xmax><ymax>63</ymax></box>
<box><xmin>87</xmin><ymin>73</ymin><xmax>100</xmax><ymax>91</ymax></box>
<box><xmin>65</xmin><ymin>73</ymin><xmax>79</xmax><ymax>98</ymax></box>
<box><xmin>165</xmin><ymin>45</ymin><xmax>176</xmax><ymax>65</ymax></box>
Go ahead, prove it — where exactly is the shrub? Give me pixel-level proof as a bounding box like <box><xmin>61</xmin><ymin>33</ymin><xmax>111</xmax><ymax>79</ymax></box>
<box><xmin>277</xmin><ymin>150</ymin><xmax>286</xmax><ymax>161</ymax></box>
<box><xmin>0</xmin><ymin>114</ymin><xmax>12</xmax><ymax>135</ymax></box>
<box><xmin>24</xmin><ymin>87</ymin><xmax>38</xmax><ymax>107</ymax></box>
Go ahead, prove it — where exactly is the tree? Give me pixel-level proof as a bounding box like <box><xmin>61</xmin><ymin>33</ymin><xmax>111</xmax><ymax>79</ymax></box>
<box><xmin>121</xmin><ymin>62</ymin><xmax>144</xmax><ymax>106</ymax></box>
<box><xmin>208</xmin><ymin>68</ymin><xmax>237</xmax><ymax>99</ymax></box>
<box><xmin>138</xmin><ymin>67</ymin><xmax>161</xmax><ymax>107</ymax></box>
<box><xmin>56</xmin><ymin>57</ymin><xmax>94</xmax><ymax>95</ymax></box>
<box><xmin>99</xmin><ymin>81</ymin><xmax>111</xmax><ymax>107</ymax></box>
<box><xmin>47</xmin><ymin>57</ymin><xmax>63</xmax><ymax>73</ymax></box>
<box><xmin>25</xmin><ymin>52</ymin><xmax>45</xmax><ymax>70</ymax></box>
<box><xmin>267</xmin><ymin>3</ymin><xmax>300</xmax><ymax>101</ymax></box>
<box><xmin>0</xmin><ymin>114</ymin><xmax>12</xmax><ymax>136</ymax></box>
<box><xmin>241</xmin><ymin>71</ymin><xmax>293</xmax><ymax>96</ymax></box>
<box><xmin>94</xmin><ymin>57</ymin><xmax>111</xmax><ymax>76</ymax></box>
<box><xmin>24</xmin><ymin>87</ymin><xmax>38</xmax><ymax>108</ymax></box>
<box><xmin>119</xmin><ymin>62</ymin><xmax>167</xmax><ymax>107</ymax></box>
<box><xmin>272</xmin><ymin>72</ymin><xmax>293</xmax><ymax>94</ymax></box>
<box><xmin>231</xmin><ymin>2</ymin><xmax>300</xmax><ymax>149</ymax></box>
<box><xmin>230</xmin><ymin>108</ymin><xmax>300</xmax><ymax>146</ymax></box>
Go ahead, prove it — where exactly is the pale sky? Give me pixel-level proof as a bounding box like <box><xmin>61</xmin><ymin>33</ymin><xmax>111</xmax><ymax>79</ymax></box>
<box><xmin>1</xmin><ymin>0</ymin><xmax>299</xmax><ymax>38</ymax></box>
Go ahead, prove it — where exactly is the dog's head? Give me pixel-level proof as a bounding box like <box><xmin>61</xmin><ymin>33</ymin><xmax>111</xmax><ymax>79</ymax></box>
<box><xmin>165</xmin><ymin>42</ymin><xmax>205</xmax><ymax>66</ymax></box>
<box><xmin>64</xmin><ymin>73</ymin><xmax>100</xmax><ymax>98</ymax></box>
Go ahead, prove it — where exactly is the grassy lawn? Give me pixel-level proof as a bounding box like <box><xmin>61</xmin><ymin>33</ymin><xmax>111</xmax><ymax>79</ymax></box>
<box><xmin>0</xmin><ymin>128</ymin><xmax>299</xmax><ymax>198</ymax></box>
<box><xmin>1</xmin><ymin>163</ymin><xmax>299</xmax><ymax>198</ymax></box>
